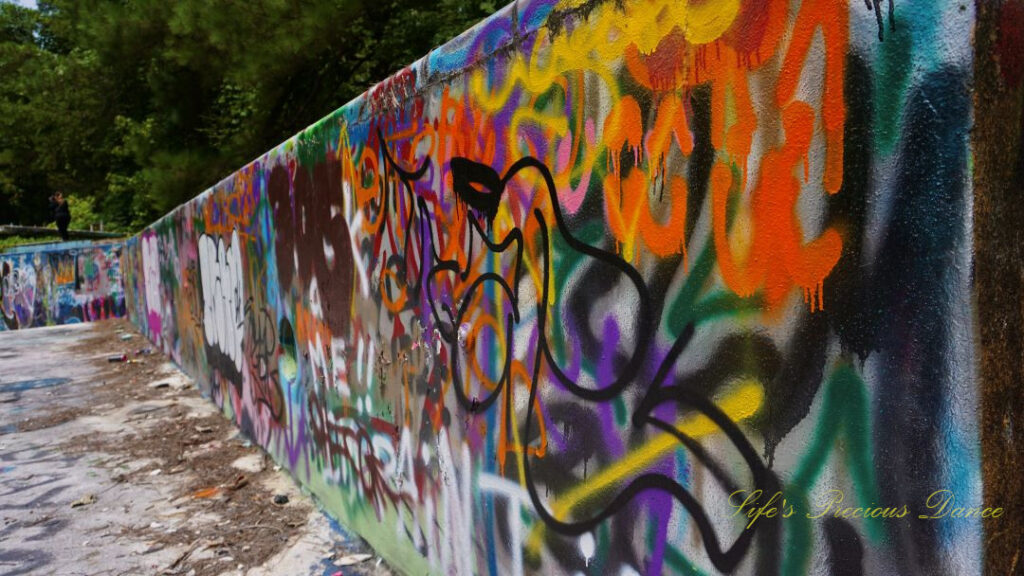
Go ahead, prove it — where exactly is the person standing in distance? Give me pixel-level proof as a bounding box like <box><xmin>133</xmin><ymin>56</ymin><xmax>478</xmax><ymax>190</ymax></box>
<box><xmin>49</xmin><ymin>192</ymin><xmax>71</xmax><ymax>241</ymax></box>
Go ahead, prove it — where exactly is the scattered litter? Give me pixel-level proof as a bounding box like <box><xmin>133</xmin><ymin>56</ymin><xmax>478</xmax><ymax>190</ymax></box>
<box><xmin>11</xmin><ymin>321</ymin><xmax>320</xmax><ymax>573</ymax></box>
<box><xmin>0</xmin><ymin>394</ymin><xmax>17</xmax><ymax>403</ymax></box>
<box><xmin>335</xmin><ymin>553</ymin><xmax>373</xmax><ymax>566</ymax></box>
<box><xmin>119</xmin><ymin>334</ymin><xmax>132</xmax><ymax>340</ymax></box>
<box><xmin>70</xmin><ymin>494</ymin><xmax>97</xmax><ymax>508</ymax></box>
<box><xmin>377</xmin><ymin>557</ymin><xmax>383</xmax><ymax>567</ymax></box>
<box><xmin>192</xmin><ymin>487</ymin><xmax>221</xmax><ymax>499</ymax></box>
<box><xmin>224</xmin><ymin>474</ymin><xmax>248</xmax><ymax>491</ymax></box>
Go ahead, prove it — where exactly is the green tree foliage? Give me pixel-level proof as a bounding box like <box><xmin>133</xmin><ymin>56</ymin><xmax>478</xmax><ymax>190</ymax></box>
<box><xmin>0</xmin><ymin>0</ymin><xmax>493</xmax><ymax>231</ymax></box>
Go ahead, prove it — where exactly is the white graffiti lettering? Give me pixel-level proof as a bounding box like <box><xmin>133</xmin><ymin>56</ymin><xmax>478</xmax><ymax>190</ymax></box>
<box><xmin>199</xmin><ymin>231</ymin><xmax>245</xmax><ymax>372</ymax></box>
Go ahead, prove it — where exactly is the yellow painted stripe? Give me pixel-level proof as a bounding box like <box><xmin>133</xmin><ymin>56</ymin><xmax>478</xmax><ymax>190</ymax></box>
<box><xmin>526</xmin><ymin>380</ymin><xmax>763</xmax><ymax>552</ymax></box>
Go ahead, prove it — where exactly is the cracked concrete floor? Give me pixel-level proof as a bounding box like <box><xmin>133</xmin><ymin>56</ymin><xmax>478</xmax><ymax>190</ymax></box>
<box><xmin>0</xmin><ymin>320</ymin><xmax>392</xmax><ymax>576</ymax></box>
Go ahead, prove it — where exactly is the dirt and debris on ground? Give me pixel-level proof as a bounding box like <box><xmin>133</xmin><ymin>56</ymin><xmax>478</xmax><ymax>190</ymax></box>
<box><xmin>0</xmin><ymin>319</ymin><xmax>392</xmax><ymax>576</ymax></box>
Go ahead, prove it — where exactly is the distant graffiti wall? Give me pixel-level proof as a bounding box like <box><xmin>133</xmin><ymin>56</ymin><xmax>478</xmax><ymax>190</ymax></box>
<box><xmin>121</xmin><ymin>0</ymin><xmax>992</xmax><ymax>574</ymax></box>
<box><xmin>1</xmin><ymin>241</ymin><xmax>126</xmax><ymax>331</ymax></box>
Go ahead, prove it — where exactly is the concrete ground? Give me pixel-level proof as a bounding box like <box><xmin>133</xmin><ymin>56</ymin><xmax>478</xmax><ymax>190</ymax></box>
<box><xmin>0</xmin><ymin>320</ymin><xmax>392</xmax><ymax>576</ymax></box>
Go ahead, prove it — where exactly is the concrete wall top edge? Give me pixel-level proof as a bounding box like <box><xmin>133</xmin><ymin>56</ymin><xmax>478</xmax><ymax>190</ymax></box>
<box><xmin>1</xmin><ymin>238</ymin><xmax>125</xmax><ymax>256</ymax></box>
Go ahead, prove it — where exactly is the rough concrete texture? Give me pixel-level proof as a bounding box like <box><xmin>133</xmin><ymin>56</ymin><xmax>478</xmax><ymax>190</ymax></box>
<box><xmin>0</xmin><ymin>320</ymin><xmax>391</xmax><ymax>576</ymax></box>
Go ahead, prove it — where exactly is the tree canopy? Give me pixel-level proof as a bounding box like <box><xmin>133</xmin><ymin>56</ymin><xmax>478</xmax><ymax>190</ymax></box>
<box><xmin>0</xmin><ymin>0</ymin><xmax>495</xmax><ymax>231</ymax></box>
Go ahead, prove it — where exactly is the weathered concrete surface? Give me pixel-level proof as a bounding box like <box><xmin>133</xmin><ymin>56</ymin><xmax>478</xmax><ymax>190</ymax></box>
<box><xmin>0</xmin><ymin>320</ymin><xmax>391</xmax><ymax>576</ymax></box>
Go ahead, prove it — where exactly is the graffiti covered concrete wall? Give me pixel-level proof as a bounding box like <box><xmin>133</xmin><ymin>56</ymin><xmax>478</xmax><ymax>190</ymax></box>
<box><xmin>121</xmin><ymin>0</ymin><xmax>992</xmax><ymax>574</ymax></box>
<box><xmin>1</xmin><ymin>241</ymin><xmax>126</xmax><ymax>331</ymax></box>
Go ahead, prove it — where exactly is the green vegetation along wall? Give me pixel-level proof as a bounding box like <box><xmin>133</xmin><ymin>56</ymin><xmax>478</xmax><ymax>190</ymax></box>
<box><xmin>121</xmin><ymin>0</ymin><xmax>1015</xmax><ymax>574</ymax></box>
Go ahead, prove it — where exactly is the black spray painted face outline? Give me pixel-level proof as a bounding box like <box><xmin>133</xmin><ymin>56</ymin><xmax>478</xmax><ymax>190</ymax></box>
<box><xmin>376</xmin><ymin>128</ymin><xmax>776</xmax><ymax>573</ymax></box>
